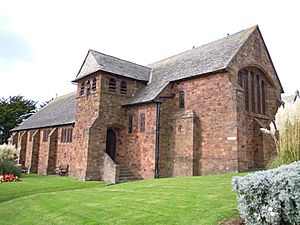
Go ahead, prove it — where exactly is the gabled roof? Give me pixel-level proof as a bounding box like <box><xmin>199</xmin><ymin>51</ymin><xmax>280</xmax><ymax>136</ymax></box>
<box><xmin>11</xmin><ymin>92</ymin><xmax>76</xmax><ymax>132</ymax></box>
<box><xmin>73</xmin><ymin>50</ymin><xmax>151</xmax><ymax>82</ymax></box>
<box><xmin>123</xmin><ymin>26</ymin><xmax>257</xmax><ymax>105</ymax></box>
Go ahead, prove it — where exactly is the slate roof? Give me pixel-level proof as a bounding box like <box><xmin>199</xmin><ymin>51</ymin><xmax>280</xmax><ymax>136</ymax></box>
<box><xmin>11</xmin><ymin>92</ymin><xmax>76</xmax><ymax>132</ymax></box>
<box><xmin>123</xmin><ymin>26</ymin><xmax>257</xmax><ymax>105</ymax></box>
<box><xmin>73</xmin><ymin>50</ymin><xmax>151</xmax><ymax>82</ymax></box>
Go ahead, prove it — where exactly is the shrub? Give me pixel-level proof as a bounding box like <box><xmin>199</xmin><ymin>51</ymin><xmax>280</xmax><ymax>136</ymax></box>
<box><xmin>232</xmin><ymin>161</ymin><xmax>300</xmax><ymax>225</ymax></box>
<box><xmin>261</xmin><ymin>100</ymin><xmax>300</xmax><ymax>168</ymax></box>
<box><xmin>0</xmin><ymin>159</ymin><xmax>22</xmax><ymax>177</ymax></box>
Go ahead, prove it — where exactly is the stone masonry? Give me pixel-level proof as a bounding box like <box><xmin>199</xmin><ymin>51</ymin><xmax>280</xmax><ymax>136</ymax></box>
<box><xmin>11</xmin><ymin>26</ymin><xmax>283</xmax><ymax>182</ymax></box>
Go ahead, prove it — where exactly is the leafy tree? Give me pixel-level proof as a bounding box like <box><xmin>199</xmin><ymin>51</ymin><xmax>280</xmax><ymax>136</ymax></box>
<box><xmin>0</xmin><ymin>96</ymin><xmax>36</xmax><ymax>144</ymax></box>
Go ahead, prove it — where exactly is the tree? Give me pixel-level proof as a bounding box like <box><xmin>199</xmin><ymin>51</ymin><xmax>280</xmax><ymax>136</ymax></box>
<box><xmin>0</xmin><ymin>96</ymin><xmax>36</xmax><ymax>144</ymax></box>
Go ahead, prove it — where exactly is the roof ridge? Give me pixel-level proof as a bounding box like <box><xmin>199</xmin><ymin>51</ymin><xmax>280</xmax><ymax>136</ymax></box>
<box><xmin>148</xmin><ymin>25</ymin><xmax>258</xmax><ymax>68</ymax></box>
<box><xmin>89</xmin><ymin>49</ymin><xmax>150</xmax><ymax>70</ymax></box>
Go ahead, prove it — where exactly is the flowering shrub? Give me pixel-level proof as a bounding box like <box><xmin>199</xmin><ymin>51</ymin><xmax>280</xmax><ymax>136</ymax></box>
<box><xmin>261</xmin><ymin>100</ymin><xmax>300</xmax><ymax>168</ymax></box>
<box><xmin>232</xmin><ymin>161</ymin><xmax>300</xmax><ymax>225</ymax></box>
<box><xmin>0</xmin><ymin>174</ymin><xmax>19</xmax><ymax>183</ymax></box>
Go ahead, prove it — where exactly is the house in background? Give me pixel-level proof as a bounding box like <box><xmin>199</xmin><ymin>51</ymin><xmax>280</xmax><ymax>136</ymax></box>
<box><xmin>282</xmin><ymin>90</ymin><xmax>300</xmax><ymax>104</ymax></box>
<box><xmin>11</xmin><ymin>25</ymin><xmax>283</xmax><ymax>183</ymax></box>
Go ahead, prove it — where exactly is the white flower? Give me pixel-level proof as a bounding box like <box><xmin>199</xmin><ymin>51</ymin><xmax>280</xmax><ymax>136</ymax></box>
<box><xmin>270</xmin><ymin>212</ymin><xmax>276</xmax><ymax>217</ymax></box>
<box><xmin>268</xmin><ymin>207</ymin><xmax>273</xmax><ymax>212</ymax></box>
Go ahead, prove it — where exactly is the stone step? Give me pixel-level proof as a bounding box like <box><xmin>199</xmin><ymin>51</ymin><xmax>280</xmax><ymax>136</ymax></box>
<box><xmin>118</xmin><ymin>176</ymin><xmax>140</xmax><ymax>183</ymax></box>
<box><xmin>117</xmin><ymin>165</ymin><xmax>140</xmax><ymax>183</ymax></box>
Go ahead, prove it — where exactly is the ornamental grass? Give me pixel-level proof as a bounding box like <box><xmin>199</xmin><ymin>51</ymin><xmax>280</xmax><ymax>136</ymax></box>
<box><xmin>261</xmin><ymin>100</ymin><xmax>300</xmax><ymax>168</ymax></box>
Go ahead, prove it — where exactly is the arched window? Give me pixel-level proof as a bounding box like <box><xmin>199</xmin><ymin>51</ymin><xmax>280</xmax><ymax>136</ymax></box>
<box><xmin>80</xmin><ymin>82</ymin><xmax>85</xmax><ymax>96</ymax></box>
<box><xmin>238</xmin><ymin>71</ymin><xmax>243</xmax><ymax>88</ymax></box>
<box><xmin>261</xmin><ymin>80</ymin><xmax>266</xmax><ymax>115</ymax></box>
<box><xmin>257</xmin><ymin>75</ymin><xmax>261</xmax><ymax>114</ymax></box>
<box><xmin>244</xmin><ymin>72</ymin><xmax>249</xmax><ymax>111</ymax></box>
<box><xmin>92</xmin><ymin>78</ymin><xmax>97</xmax><ymax>91</ymax></box>
<box><xmin>86</xmin><ymin>80</ymin><xmax>91</xmax><ymax>96</ymax></box>
<box><xmin>238</xmin><ymin>68</ymin><xmax>268</xmax><ymax>115</ymax></box>
<box><xmin>179</xmin><ymin>90</ymin><xmax>185</xmax><ymax>109</ymax></box>
<box><xmin>251</xmin><ymin>72</ymin><xmax>256</xmax><ymax>113</ymax></box>
<box><xmin>120</xmin><ymin>81</ymin><xmax>127</xmax><ymax>94</ymax></box>
<box><xmin>109</xmin><ymin>78</ymin><xmax>116</xmax><ymax>92</ymax></box>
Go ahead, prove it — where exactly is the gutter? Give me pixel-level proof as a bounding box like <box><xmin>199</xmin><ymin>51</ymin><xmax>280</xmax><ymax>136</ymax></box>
<box><xmin>155</xmin><ymin>102</ymin><xmax>161</xmax><ymax>178</ymax></box>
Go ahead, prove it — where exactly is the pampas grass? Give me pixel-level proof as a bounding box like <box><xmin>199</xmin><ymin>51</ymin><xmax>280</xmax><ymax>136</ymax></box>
<box><xmin>261</xmin><ymin>100</ymin><xmax>300</xmax><ymax>168</ymax></box>
<box><xmin>0</xmin><ymin>144</ymin><xmax>20</xmax><ymax>161</ymax></box>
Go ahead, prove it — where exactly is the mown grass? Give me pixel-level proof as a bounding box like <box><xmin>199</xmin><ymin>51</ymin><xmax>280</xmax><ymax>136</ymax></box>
<box><xmin>0</xmin><ymin>173</ymin><xmax>240</xmax><ymax>225</ymax></box>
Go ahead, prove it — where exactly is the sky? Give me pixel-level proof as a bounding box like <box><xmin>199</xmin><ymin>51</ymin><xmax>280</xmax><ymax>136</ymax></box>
<box><xmin>0</xmin><ymin>0</ymin><xmax>299</xmax><ymax>103</ymax></box>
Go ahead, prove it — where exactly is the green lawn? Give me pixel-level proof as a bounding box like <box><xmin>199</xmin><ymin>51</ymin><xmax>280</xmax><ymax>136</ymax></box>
<box><xmin>0</xmin><ymin>173</ymin><xmax>240</xmax><ymax>225</ymax></box>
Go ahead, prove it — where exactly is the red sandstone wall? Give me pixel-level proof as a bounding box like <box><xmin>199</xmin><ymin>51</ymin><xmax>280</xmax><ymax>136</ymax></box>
<box><xmin>57</xmin><ymin>125</ymin><xmax>73</xmax><ymax>169</ymax></box>
<box><xmin>38</xmin><ymin>128</ymin><xmax>50</xmax><ymax>175</ymax></box>
<box><xmin>117</xmin><ymin>104</ymin><xmax>157</xmax><ymax>179</ymax></box>
<box><xmin>229</xmin><ymin>28</ymin><xmax>282</xmax><ymax>171</ymax></box>
<box><xmin>72</xmin><ymin>71</ymin><xmax>146</xmax><ymax>180</ymax></box>
<box><xmin>158</xmin><ymin>73</ymin><xmax>238</xmax><ymax>176</ymax></box>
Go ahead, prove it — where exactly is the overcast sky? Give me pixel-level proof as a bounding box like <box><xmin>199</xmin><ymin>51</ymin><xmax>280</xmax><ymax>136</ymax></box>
<box><xmin>0</xmin><ymin>0</ymin><xmax>299</xmax><ymax>103</ymax></box>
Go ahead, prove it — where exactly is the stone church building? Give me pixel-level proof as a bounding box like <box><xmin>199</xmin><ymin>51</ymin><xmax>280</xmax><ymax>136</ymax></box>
<box><xmin>11</xmin><ymin>26</ymin><xmax>283</xmax><ymax>183</ymax></box>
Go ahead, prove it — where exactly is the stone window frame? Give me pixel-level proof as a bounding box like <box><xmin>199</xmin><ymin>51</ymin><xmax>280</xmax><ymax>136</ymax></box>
<box><xmin>179</xmin><ymin>90</ymin><xmax>185</xmax><ymax>109</ymax></box>
<box><xmin>109</xmin><ymin>78</ymin><xmax>116</xmax><ymax>92</ymax></box>
<box><xmin>80</xmin><ymin>82</ymin><xmax>85</xmax><ymax>96</ymax></box>
<box><xmin>120</xmin><ymin>81</ymin><xmax>127</xmax><ymax>95</ymax></box>
<box><xmin>140</xmin><ymin>113</ymin><xmax>145</xmax><ymax>133</ymax></box>
<box><xmin>42</xmin><ymin>129</ymin><xmax>51</xmax><ymax>142</ymax></box>
<box><xmin>128</xmin><ymin>115</ymin><xmax>133</xmax><ymax>133</ymax></box>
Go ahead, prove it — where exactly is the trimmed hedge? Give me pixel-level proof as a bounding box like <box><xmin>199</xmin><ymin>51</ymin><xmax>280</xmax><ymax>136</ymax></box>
<box><xmin>232</xmin><ymin>161</ymin><xmax>300</xmax><ymax>225</ymax></box>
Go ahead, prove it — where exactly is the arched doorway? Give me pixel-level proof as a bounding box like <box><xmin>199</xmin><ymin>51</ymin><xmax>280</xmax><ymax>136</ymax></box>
<box><xmin>106</xmin><ymin>129</ymin><xmax>116</xmax><ymax>161</ymax></box>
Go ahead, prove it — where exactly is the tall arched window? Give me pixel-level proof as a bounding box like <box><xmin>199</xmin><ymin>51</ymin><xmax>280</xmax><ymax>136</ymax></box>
<box><xmin>257</xmin><ymin>75</ymin><xmax>261</xmax><ymax>114</ymax></box>
<box><xmin>251</xmin><ymin>72</ymin><xmax>256</xmax><ymax>113</ymax></box>
<box><xmin>238</xmin><ymin>71</ymin><xmax>244</xmax><ymax>88</ymax></box>
<box><xmin>244</xmin><ymin>72</ymin><xmax>249</xmax><ymax>111</ymax></box>
<box><xmin>109</xmin><ymin>78</ymin><xmax>116</xmax><ymax>92</ymax></box>
<box><xmin>92</xmin><ymin>78</ymin><xmax>97</xmax><ymax>91</ymax></box>
<box><xmin>261</xmin><ymin>80</ymin><xmax>266</xmax><ymax>115</ymax></box>
<box><xmin>238</xmin><ymin>68</ymin><xmax>268</xmax><ymax>115</ymax></box>
<box><xmin>120</xmin><ymin>81</ymin><xmax>127</xmax><ymax>94</ymax></box>
<box><xmin>80</xmin><ymin>82</ymin><xmax>85</xmax><ymax>96</ymax></box>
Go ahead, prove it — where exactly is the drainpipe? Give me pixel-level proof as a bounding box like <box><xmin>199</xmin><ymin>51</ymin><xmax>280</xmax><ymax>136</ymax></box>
<box><xmin>155</xmin><ymin>102</ymin><xmax>161</xmax><ymax>178</ymax></box>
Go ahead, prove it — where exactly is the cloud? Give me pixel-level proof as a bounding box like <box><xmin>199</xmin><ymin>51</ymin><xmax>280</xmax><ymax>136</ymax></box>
<box><xmin>0</xmin><ymin>16</ymin><xmax>33</xmax><ymax>67</ymax></box>
<box><xmin>0</xmin><ymin>30</ymin><xmax>32</xmax><ymax>61</ymax></box>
